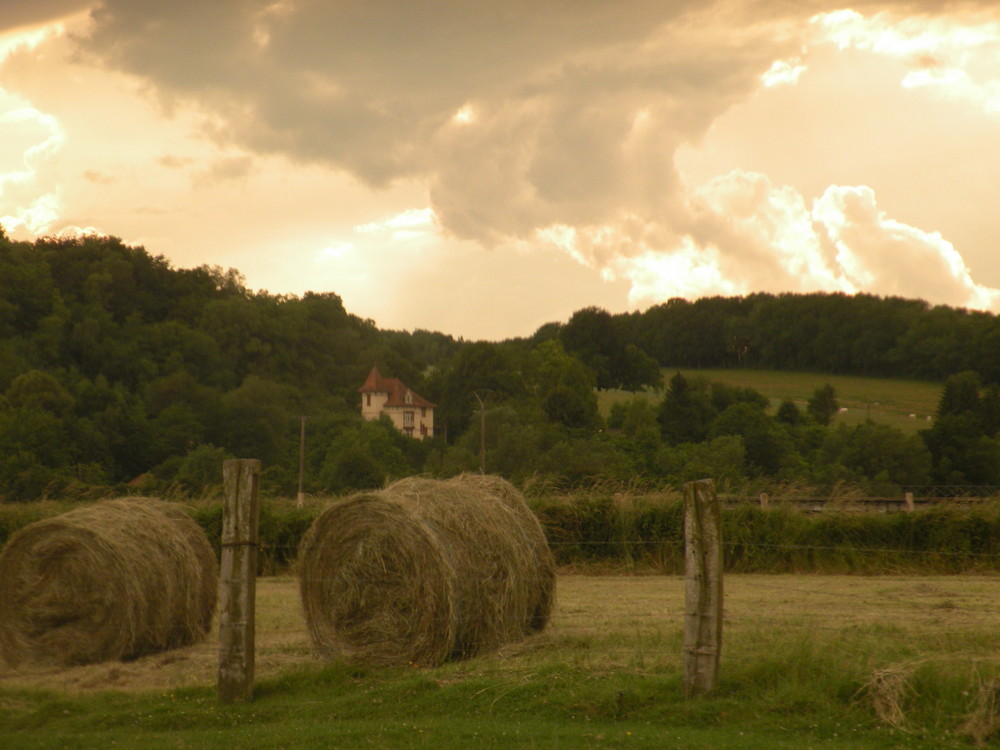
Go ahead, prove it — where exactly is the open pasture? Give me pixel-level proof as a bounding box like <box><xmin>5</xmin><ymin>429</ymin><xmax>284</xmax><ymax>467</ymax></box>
<box><xmin>3</xmin><ymin>573</ymin><xmax>999</xmax><ymax>748</ymax></box>
<box><xmin>600</xmin><ymin>368</ymin><xmax>942</xmax><ymax>434</ymax></box>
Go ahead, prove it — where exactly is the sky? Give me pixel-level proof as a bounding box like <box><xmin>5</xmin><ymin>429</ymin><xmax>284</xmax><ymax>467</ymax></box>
<box><xmin>1</xmin><ymin>1</ymin><xmax>999</xmax><ymax>341</ymax></box>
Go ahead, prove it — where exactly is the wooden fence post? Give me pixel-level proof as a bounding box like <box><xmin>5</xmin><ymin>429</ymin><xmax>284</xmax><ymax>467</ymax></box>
<box><xmin>683</xmin><ymin>478</ymin><xmax>723</xmax><ymax>697</ymax></box>
<box><xmin>904</xmin><ymin>492</ymin><xmax>915</xmax><ymax>512</ymax></box>
<box><xmin>218</xmin><ymin>459</ymin><xmax>260</xmax><ymax>704</ymax></box>
<box><xmin>759</xmin><ymin>492</ymin><xmax>769</xmax><ymax>510</ymax></box>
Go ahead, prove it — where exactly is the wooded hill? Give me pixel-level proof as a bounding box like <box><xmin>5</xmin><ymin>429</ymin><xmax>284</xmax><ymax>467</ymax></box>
<box><xmin>1</xmin><ymin>230</ymin><xmax>999</xmax><ymax>500</ymax></box>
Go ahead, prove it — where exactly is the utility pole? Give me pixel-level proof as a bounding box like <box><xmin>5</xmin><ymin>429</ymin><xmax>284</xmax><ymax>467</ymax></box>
<box><xmin>296</xmin><ymin>415</ymin><xmax>306</xmax><ymax>508</ymax></box>
<box><xmin>472</xmin><ymin>390</ymin><xmax>491</xmax><ymax>474</ymax></box>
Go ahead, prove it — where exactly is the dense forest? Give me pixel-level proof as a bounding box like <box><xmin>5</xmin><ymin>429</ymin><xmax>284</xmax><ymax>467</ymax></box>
<box><xmin>2</xmin><ymin>230</ymin><xmax>1000</xmax><ymax>501</ymax></box>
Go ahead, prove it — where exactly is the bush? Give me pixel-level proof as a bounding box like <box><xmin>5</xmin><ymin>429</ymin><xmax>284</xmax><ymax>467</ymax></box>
<box><xmin>7</xmin><ymin>490</ymin><xmax>1000</xmax><ymax>576</ymax></box>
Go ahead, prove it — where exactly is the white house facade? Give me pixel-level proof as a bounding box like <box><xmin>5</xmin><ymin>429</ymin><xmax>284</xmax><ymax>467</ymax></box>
<box><xmin>358</xmin><ymin>366</ymin><xmax>436</xmax><ymax>439</ymax></box>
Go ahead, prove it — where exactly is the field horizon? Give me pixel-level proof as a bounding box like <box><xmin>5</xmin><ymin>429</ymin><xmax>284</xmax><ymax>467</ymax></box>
<box><xmin>599</xmin><ymin>367</ymin><xmax>943</xmax><ymax>435</ymax></box>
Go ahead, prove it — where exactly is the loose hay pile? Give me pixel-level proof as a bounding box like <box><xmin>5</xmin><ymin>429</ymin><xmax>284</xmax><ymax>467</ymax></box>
<box><xmin>297</xmin><ymin>474</ymin><xmax>556</xmax><ymax>666</ymax></box>
<box><xmin>0</xmin><ymin>498</ymin><xmax>218</xmax><ymax>667</ymax></box>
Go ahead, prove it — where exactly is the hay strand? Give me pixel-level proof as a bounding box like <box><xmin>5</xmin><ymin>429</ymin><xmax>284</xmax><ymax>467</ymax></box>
<box><xmin>297</xmin><ymin>474</ymin><xmax>555</xmax><ymax>666</ymax></box>
<box><xmin>960</xmin><ymin>676</ymin><xmax>1000</xmax><ymax>746</ymax></box>
<box><xmin>859</xmin><ymin>664</ymin><xmax>915</xmax><ymax>729</ymax></box>
<box><xmin>0</xmin><ymin>498</ymin><xmax>218</xmax><ymax>667</ymax></box>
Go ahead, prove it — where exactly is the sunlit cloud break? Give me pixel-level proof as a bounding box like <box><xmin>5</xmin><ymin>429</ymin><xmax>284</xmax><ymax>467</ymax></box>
<box><xmin>355</xmin><ymin>208</ymin><xmax>436</xmax><ymax>240</ymax></box>
<box><xmin>811</xmin><ymin>9</ymin><xmax>1000</xmax><ymax>114</ymax></box>
<box><xmin>624</xmin><ymin>172</ymin><xmax>1000</xmax><ymax>313</ymax></box>
<box><xmin>761</xmin><ymin>58</ymin><xmax>806</xmax><ymax>88</ymax></box>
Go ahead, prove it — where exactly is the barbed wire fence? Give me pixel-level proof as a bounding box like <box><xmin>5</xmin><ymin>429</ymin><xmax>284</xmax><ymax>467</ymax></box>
<box><xmin>5</xmin><ymin>476</ymin><xmax>1000</xmax><ymax>722</ymax></box>
<box><xmin>226</xmin><ymin>479</ymin><xmax>1000</xmax><ymax>677</ymax></box>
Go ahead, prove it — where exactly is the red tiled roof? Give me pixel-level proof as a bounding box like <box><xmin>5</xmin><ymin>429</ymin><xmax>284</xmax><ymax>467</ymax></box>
<box><xmin>358</xmin><ymin>366</ymin><xmax>436</xmax><ymax>408</ymax></box>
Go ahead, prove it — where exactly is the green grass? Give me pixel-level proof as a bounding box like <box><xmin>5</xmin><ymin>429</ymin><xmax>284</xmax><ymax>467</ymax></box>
<box><xmin>3</xmin><ymin>575</ymin><xmax>999</xmax><ymax>748</ymax></box>
<box><xmin>600</xmin><ymin>368</ymin><xmax>943</xmax><ymax>434</ymax></box>
<box><xmin>0</xmin><ymin>665</ymin><xmax>946</xmax><ymax>749</ymax></box>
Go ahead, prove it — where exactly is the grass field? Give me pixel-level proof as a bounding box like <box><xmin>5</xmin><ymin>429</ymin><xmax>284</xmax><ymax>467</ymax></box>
<box><xmin>3</xmin><ymin>573</ymin><xmax>999</xmax><ymax>748</ymax></box>
<box><xmin>600</xmin><ymin>368</ymin><xmax>943</xmax><ymax>434</ymax></box>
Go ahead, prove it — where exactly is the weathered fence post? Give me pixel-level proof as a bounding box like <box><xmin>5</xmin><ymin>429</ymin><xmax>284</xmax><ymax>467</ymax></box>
<box><xmin>218</xmin><ymin>459</ymin><xmax>260</xmax><ymax>704</ymax></box>
<box><xmin>683</xmin><ymin>478</ymin><xmax>723</xmax><ymax>697</ymax></box>
<box><xmin>904</xmin><ymin>492</ymin><xmax>915</xmax><ymax>512</ymax></box>
<box><xmin>758</xmin><ymin>492</ymin><xmax>769</xmax><ymax>510</ymax></box>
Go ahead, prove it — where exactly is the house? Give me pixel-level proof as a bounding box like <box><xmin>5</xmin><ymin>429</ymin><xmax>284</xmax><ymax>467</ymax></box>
<box><xmin>358</xmin><ymin>366</ymin><xmax>436</xmax><ymax>439</ymax></box>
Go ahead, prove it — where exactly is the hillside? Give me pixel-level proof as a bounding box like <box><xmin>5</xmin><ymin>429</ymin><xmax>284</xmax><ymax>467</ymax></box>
<box><xmin>601</xmin><ymin>369</ymin><xmax>942</xmax><ymax>436</ymax></box>
<box><xmin>2</xmin><ymin>231</ymin><xmax>1000</xmax><ymax>499</ymax></box>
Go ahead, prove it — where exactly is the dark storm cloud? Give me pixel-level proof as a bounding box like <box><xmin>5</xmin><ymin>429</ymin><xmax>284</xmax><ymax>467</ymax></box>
<box><xmin>26</xmin><ymin>0</ymin><xmax>999</xmax><ymax>313</ymax></box>
<box><xmin>0</xmin><ymin>1</ymin><xmax>91</xmax><ymax>32</ymax></box>
<box><xmin>75</xmin><ymin>1</ymin><xmax>731</xmax><ymax>219</ymax></box>
<box><xmin>71</xmin><ymin>0</ymin><xmax>998</xmax><ymax>249</ymax></box>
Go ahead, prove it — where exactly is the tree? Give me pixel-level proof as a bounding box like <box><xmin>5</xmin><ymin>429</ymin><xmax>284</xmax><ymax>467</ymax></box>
<box><xmin>614</xmin><ymin>396</ymin><xmax>663</xmax><ymax>474</ymax></box>
<box><xmin>657</xmin><ymin>372</ymin><xmax>714</xmax><ymax>445</ymax></box>
<box><xmin>426</xmin><ymin>341</ymin><xmax>526</xmax><ymax>441</ymax></box>
<box><xmin>617</xmin><ymin>344</ymin><xmax>662</xmax><ymax>392</ymax></box>
<box><xmin>560</xmin><ymin>306</ymin><xmax>660</xmax><ymax>391</ymax></box>
<box><xmin>921</xmin><ymin>413</ymin><xmax>1000</xmax><ymax>485</ymax></box>
<box><xmin>937</xmin><ymin>371</ymin><xmax>981</xmax><ymax>419</ymax></box>
<box><xmin>5</xmin><ymin>370</ymin><xmax>75</xmax><ymax>416</ymax></box>
<box><xmin>710</xmin><ymin>402</ymin><xmax>790</xmax><ymax>476</ymax></box>
<box><xmin>982</xmin><ymin>384</ymin><xmax>1000</xmax><ymax>437</ymax></box>
<box><xmin>921</xmin><ymin>371</ymin><xmax>1000</xmax><ymax>484</ymax></box>
<box><xmin>320</xmin><ymin>418</ymin><xmax>410</xmax><ymax>492</ymax></box>
<box><xmin>662</xmin><ymin>435</ymin><xmax>747</xmax><ymax>485</ymax></box>
<box><xmin>526</xmin><ymin>340</ymin><xmax>600</xmax><ymax>429</ymax></box>
<box><xmin>807</xmin><ymin>384</ymin><xmax>839</xmax><ymax>426</ymax></box>
<box><xmin>820</xmin><ymin>422</ymin><xmax>931</xmax><ymax>488</ymax></box>
<box><xmin>218</xmin><ymin>376</ymin><xmax>298</xmax><ymax>467</ymax></box>
<box><xmin>0</xmin><ymin>371</ymin><xmax>78</xmax><ymax>499</ymax></box>
<box><xmin>559</xmin><ymin>307</ymin><xmax>617</xmax><ymax>388</ymax></box>
<box><xmin>173</xmin><ymin>444</ymin><xmax>233</xmax><ymax>491</ymax></box>
<box><xmin>710</xmin><ymin>381</ymin><xmax>769</xmax><ymax>413</ymax></box>
<box><xmin>775</xmin><ymin>399</ymin><xmax>801</xmax><ymax>425</ymax></box>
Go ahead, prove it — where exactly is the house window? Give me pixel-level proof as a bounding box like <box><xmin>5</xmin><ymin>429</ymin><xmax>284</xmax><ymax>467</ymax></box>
<box><xmin>366</xmin><ymin>393</ymin><xmax>371</xmax><ymax>407</ymax></box>
<box><xmin>421</xmin><ymin>407</ymin><xmax>426</xmax><ymax>417</ymax></box>
<box><xmin>403</xmin><ymin>411</ymin><xmax>414</xmax><ymax>427</ymax></box>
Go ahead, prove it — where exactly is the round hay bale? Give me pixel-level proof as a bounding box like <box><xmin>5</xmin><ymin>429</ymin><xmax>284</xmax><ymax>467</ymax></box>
<box><xmin>0</xmin><ymin>497</ymin><xmax>218</xmax><ymax>667</ymax></box>
<box><xmin>297</xmin><ymin>474</ymin><xmax>555</xmax><ymax>666</ymax></box>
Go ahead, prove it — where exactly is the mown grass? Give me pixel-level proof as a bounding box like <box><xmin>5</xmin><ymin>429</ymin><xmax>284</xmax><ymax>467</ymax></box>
<box><xmin>3</xmin><ymin>575</ymin><xmax>999</xmax><ymax>749</ymax></box>
<box><xmin>599</xmin><ymin>367</ymin><xmax>942</xmax><ymax>434</ymax></box>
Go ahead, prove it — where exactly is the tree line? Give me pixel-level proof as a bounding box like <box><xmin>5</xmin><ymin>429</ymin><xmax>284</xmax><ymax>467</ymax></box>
<box><xmin>1</xmin><ymin>230</ymin><xmax>999</xmax><ymax>501</ymax></box>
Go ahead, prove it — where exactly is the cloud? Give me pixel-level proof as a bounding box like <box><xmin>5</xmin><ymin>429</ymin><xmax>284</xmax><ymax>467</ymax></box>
<box><xmin>0</xmin><ymin>191</ymin><xmax>61</xmax><ymax>235</ymax></box>
<box><xmin>810</xmin><ymin>8</ymin><xmax>1000</xmax><ymax>113</ymax></box>
<box><xmin>355</xmin><ymin>208</ymin><xmax>436</xmax><ymax>241</ymax></box>
<box><xmin>77</xmin><ymin>1</ymin><xmax>709</xmax><ymax>186</ymax></box>
<box><xmin>73</xmin><ymin>2</ymin><xmax>786</xmax><ymax>241</ymax></box>
<box><xmin>813</xmin><ymin>184</ymin><xmax>1000</xmax><ymax>309</ymax></box>
<box><xmin>192</xmin><ymin>155</ymin><xmax>255</xmax><ymax>187</ymax></box>
<box><xmin>0</xmin><ymin>1</ymin><xmax>90</xmax><ymax>34</ymax></box>
<box><xmin>618</xmin><ymin>170</ymin><xmax>1000</xmax><ymax>313</ymax></box>
<box><xmin>3</xmin><ymin>0</ymin><xmax>1000</xmax><ymax>338</ymax></box>
<box><xmin>82</xmin><ymin>169</ymin><xmax>114</xmax><ymax>184</ymax></box>
<box><xmin>619</xmin><ymin>238</ymin><xmax>739</xmax><ymax>305</ymax></box>
<box><xmin>0</xmin><ymin>98</ymin><xmax>64</xmax><ymax>234</ymax></box>
<box><xmin>761</xmin><ymin>58</ymin><xmax>807</xmax><ymax>88</ymax></box>
<box><xmin>693</xmin><ymin>170</ymin><xmax>849</xmax><ymax>293</ymax></box>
